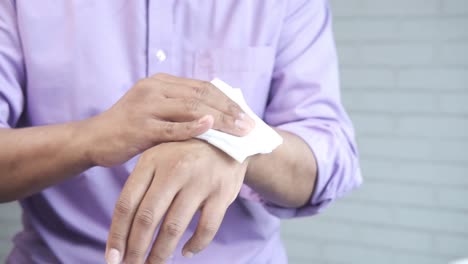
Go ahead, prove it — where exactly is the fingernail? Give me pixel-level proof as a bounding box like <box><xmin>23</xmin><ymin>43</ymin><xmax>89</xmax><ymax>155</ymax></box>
<box><xmin>198</xmin><ymin>115</ymin><xmax>213</xmax><ymax>126</ymax></box>
<box><xmin>235</xmin><ymin>119</ymin><xmax>253</xmax><ymax>132</ymax></box>
<box><xmin>238</xmin><ymin>112</ymin><xmax>246</xmax><ymax>120</ymax></box>
<box><xmin>239</xmin><ymin>113</ymin><xmax>256</xmax><ymax>128</ymax></box>
<box><xmin>183</xmin><ymin>251</ymin><xmax>194</xmax><ymax>258</ymax></box>
<box><xmin>106</xmin><ymin>248</ymin><xmax>120</xmax><ymax>264</ymax></box>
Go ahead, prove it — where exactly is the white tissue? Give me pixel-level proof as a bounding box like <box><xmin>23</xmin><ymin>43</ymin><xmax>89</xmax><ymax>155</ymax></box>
<box><xmin>195</xmin><ymin>78</ymin><xmax>283</xmax><ymax>163</ymax></box>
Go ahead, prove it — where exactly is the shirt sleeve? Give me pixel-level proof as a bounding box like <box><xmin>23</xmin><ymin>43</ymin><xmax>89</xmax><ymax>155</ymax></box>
<box><xmin>239</xmin><ymin>0</ymin><xmax>362</xmax><ymax>218</ymax></box>
<box><xmin>0</xmin><ymin>0</ymin><xmax>25</xmax><ymax>129</ymax></box>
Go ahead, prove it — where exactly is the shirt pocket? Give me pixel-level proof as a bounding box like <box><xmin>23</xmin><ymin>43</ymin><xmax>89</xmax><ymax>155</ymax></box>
<box><xmin>192</xmin><ymin>47</ymin><xmax>275</xmax><ymax>116</ymax></box>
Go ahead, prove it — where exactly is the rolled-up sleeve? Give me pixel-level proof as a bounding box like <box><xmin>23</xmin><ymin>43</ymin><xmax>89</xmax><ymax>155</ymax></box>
<box><xmin>240</xmin><ymin>0</ymin><xmax>362</xmax><ymax>218</ymax></box>
<box><xmin>0</xmin><ymin>0</ymin><xmax>25</xmax><ymax>129</ymax></box>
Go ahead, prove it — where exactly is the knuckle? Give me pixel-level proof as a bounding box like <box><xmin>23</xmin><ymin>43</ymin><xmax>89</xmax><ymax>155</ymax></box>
<box><xmin>199</xmin><ymin>222</ymin><xmax>218</xmax><ymax>237</ymax></box>
<box><xmin>135</xmin><ymin>208</ymin><xmax>154</xmax><ymax>227</ymax></box>
<box><xmin>115</xmin><ymin>196</ymin><xmax>132</xmax><ymax>216</ymax></box>
<box><xmin>184</xmin><ymin>121</ymin><xmax>195</xmax><ymax>133</ymax></box>
<box><xmin>163</xmin><ymin>122</ymin><xmax>175</xmax><ymax>136</ymax></box>
<box><xmin>126</xmin><ymin>247</ymin><xmax>145</xmax><ymax>260</ymax></box>
<box><xmin>152</xmin><ymin>72</ymin><xmax>168</xmax><ymax>79</ymax></box>
<box><xmin>163</xmin><ymin>220</ymin><xmax>184</xmax><ymax>237</ymax></box>
<box><xmin>147</xmin><ymin>254</ymin><xmax>166</xmax><ymax>264</ymax></box>
<box><xmin>109</xmin><ymin>231</ymin><xmax>126</xmax><ymax>242</ymax></box>
<box><xmin>227</xmin><ymin>101</ymin><xmax>241</xmax><ymax>115</ymax></box>
<box><xmin>217</xmin><ymin>112</ymin><xmax>232</xmax><ymax>127</ymax></box>
<box><xmin>188</xmin><ymin>237</ymin><xmax>207</xmax><ymax>253</ymax></box>
<box><xmin>183</xmin><ymin>98</ymin><xmax>201</xmax><ymax>114</ymax></box>
<box><xmin>192</xmin><ymin>83</ymin><xmax>210</xmax><ymax>97</ymax></box>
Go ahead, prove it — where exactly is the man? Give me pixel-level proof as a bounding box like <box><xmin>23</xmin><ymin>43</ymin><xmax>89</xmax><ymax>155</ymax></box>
<box><xmin>0</xmin><ymin>1</ymin><xmax>362</xmax><ymax>263</ymax></box>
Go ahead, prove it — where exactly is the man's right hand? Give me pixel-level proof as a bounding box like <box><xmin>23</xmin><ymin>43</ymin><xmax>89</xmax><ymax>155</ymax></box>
<box><xmin>84</xmin><ymin>73</ymin><xmax>255</xmax><ymax>167</ymax></box>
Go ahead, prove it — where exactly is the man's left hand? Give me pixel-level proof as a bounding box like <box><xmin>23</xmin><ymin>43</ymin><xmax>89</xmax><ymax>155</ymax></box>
<box><xmin>105</xmin><ymin>140</ymin><xmax>247</xmax><ymax>264</ymax></box>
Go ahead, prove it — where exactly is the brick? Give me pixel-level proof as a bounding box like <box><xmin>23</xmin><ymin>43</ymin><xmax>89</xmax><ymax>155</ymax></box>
<box><xmin>395</xmin><ymin>207</ymin><xmax>468</xmax><ymax>234</ymax></box>
<box><xmin>0</xmin><ymin>202</ymin><xmax>22</xmax><ymax>222</ymax></box>
<box><xmin>398</xmin><ymin>68</ymin><xmax>468</xmax><ymax>90</ymax></box>
<box><xmin>343</xmin><ymin>91</ymin><xmax>438</xmax><ymax>113</ymax></box>
<box><xmin>442</xmin><ymin>0</ymin><xmax>468</xmax><ymax>15</ymax></box>
<box><xmin>393</xmin><ymin>254</ymin><xmax>452</xmax><ymax>264</ymax></box>
<box><xmin>336</xmin><ymin>45</ymin><xmax>361</xmax><ymax>65</ymax></box>
<box><xmin>359</xmin><ymin>137</ymin><xmax>468</xmax><ymax>162</ymax></box>
<box><xmin>288</xmin><ymin>257</ymin><xmax>329</xmax><ymax>264</ymax></box>
<box><xmin>284</xmin><ymin>219</ymin><xmax>433</xmax><ymax>252</ymax></box>
<box><xmin>334</xmin><ymin>19</ymin><xmax>399</xmax><ymax>42</ymax></box>
<box><xmin>440</xmin><ymin>94</ymin><xmax>468</xmax><ymax>114</ymax></box>
<box><xmin>350</xmin><ymin>114</ymin><xmax>396</xmax><ymax>135</ymax></box>
<box><xmin>438</xmin><ymin>43</ymin><xmax>468</xmax><ymax>66</ymax></box>
<box><xmin>436</xmin><ymin>188</ymin><xmax>468</xmax><ymax>210</ymax></box>
<box><xmin>360</xmin><ymin>44</ymin><xmax>434</xmax><ymax>66</ymax></box>
<box><xmin>323</xmin><ymin>243</ymin><xmax>395</xmax><ymax>264</ymax></box>
<box><xmin>282</xmin><ymin>237</ymin><xmax>325</xmax><ymax>259</ymax></box>
<box><xmin>335</xmin><ymin>18</ymin><xmax>468</xmax><ymax>43</ymax></box>
<box><xmin>324</xmin><ymin>201</ymin><xmax>468</xmax><ymax>234</ymax></box>
<box><xmin>324</xmin><ymin>249</ymin><xmax>451</xmax><ymax>264</ymax></box>
<box><xmin>340</xmin><ymin>68</ymin><xmax>396</xmax><ymax>89</ymax></box>
<box><xmin>324</xmin><ymin>201</ymin><xmax>396</xmax><ymax>225</ymax></box>
<box><xmin>331</xmin><ymin>0</ymin><xmax>439</xmax><ymax>16</ymax></box>
<box><xmin>397</xmin><ymin>18</ymin><xmax>468</xmax><ymax>41</ymax></box>
<box><xmin>397</xmin><ymin>69</ymin><xmax>468</xmax><ymax>90</ymax></box>
<box><xmin>0</xmin><ymin>202</ymin><xmax>21</xmax><ymax>262</ymax></box>
<box><xmin>361</xmin><ymin>160</ymin><xmax>468</xmax><ymax>187</ymax></box>
<box><xmin>396</xmin><ymin>116</ymin><xmax>468</xmax><ymax>139</ymax></box>
<box><xmin>434</xmin><ymin>234</ymin><xmax>468</xmax><ymax>257</ymax></box>
<box><xmin>0</xmin><ymin>247</ymin><xmax>12</xmax><ymax>263</ymax></box>
<box><xmin>0</xmin><ymin>223</ymin><xmax>20</xmax><ymax>240</ymax></box>
<box><xmin>348</xmin><ymin>181</ymin><xmax>437</xmax><ymax>208</ymax></box>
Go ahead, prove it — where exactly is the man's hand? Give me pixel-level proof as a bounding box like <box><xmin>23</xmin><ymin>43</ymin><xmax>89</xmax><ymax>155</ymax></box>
<box><xmin>86</xmin><ymin>73</ymin><xmax>254</xmax><ymax>167</ymax></box>
<box><xmin>105</xmin><ymin>140</ymin><xmax>248</xmax><ymax>264</ymax></box>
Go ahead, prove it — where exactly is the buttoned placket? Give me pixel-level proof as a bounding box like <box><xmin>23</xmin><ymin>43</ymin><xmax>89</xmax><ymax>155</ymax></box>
<box><xmin>147</xmin><ymin>0</ymin><xmax>174</xmax><ymax>77</ymax></box>
<box><xmin>146</xmin><ymin>4</ymin><xmax>176</xmax><ymax>264</ymax></box>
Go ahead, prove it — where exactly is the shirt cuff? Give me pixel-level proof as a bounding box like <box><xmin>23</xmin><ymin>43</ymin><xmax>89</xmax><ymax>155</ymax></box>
<box><xmin>238</xmin><ymin>121</ymin><xmax>362</xmax><ymax>219</ymax></box>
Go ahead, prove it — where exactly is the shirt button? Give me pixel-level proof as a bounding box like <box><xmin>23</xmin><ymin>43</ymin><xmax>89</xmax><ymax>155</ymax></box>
<box><xmin>156</xmin><ymin>49</ymin><xmax>166</xmax><ymax>62</ymax></box>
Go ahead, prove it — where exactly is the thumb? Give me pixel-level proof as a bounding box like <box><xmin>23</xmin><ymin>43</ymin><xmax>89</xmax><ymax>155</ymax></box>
<box><xmin>154</xmin><ymin>115</ymin><xmax>213</xmax><ymax>143</ymax></box>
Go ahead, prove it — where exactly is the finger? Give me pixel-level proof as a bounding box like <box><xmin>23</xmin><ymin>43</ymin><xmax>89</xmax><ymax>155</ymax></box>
<box><xmin>182</xmin><ymin>200</ymin><xmax>226</xmax><ymax>258</ymax></box>
<box><xmin>122</xmin><ymin>175</ymin><xmax>178</xmax><ymax>264</ymax></box>
<box><xmin>152</xmin><ymin>115</ymin><xmax>213</xmax><ymax>143</ymax></box>
<box><xmin>156</xmin><ymin>98</ymin><xmax>253</xmax><ymax>136</ymax></box>
<box><xmin>105</xmin><ymin>157</ymin><xmax>155</xmax><ymax>264</ymax></box>
<box><xmin>151</xmin><ymin>74</ymin><xmax>253</xmax><ymax>124</ymax></box>
<box><xmin>146</xmin><ymin>191</ymin><xmax>202</xmax><ymax>264</ymax></box>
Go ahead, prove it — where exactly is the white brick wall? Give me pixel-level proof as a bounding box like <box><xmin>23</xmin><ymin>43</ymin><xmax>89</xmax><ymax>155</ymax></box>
<box><xmin>0</xmin><ymin>202</ymin><xmax>21</xmax><ymax>261</ymax></box>
<box><xmin>282</xmin><ymin>0</ymin><xmax>468</xmax><ymax>263</ymax></box>
<box><xmin>0</xmin><ymin>1</ymin><xmax>467</xmax><ymax>263</ymax></box>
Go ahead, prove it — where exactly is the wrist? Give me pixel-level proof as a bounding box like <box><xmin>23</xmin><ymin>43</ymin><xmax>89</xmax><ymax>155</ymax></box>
<box><xmin>244</xmin><ymin>154</ymin><xmax>259</xmax><ymax>185</ymax></box>
<box><xmin>73</xmin><ymin>116</ymin><xmax>104</xmax><ymax>167</ymax></box>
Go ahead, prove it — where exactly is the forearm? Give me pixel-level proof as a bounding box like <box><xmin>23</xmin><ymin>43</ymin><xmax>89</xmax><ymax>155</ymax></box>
<box><xmin>0</xmin><ymin>120</ymin><xmax>95</xmax><ymax>202</ymax></box>
<box><xmin>245</xmin><ymin>129</ymin><xmax>317</xmax><ymax>208</ymax></box>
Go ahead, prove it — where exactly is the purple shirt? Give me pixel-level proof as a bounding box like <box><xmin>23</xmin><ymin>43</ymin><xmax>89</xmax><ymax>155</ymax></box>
<box><xmin>1</xmin><ymin>1</ymin><xmax>362</xmax><ymax>263</ymax></box>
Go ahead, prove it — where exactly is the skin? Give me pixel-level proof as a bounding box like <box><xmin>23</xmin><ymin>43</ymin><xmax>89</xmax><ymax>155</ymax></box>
<box><xmin>105</xmin><ymin>130</ymin><xmax>317</xmax><ymax>264</ymax></box>
<box><xmin>0</xmin><ymin>73</ymin><xmax>255</xmax><ymax>202</ymax></box>
<box><xmin>0</xmin><ymin>73</ymin><xmax>317</xmax><ymax>263</ymax></box>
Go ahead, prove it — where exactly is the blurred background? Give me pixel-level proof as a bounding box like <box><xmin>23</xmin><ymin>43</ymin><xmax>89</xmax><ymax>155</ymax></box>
<box><xmin>282</xmin><ymin>0</ymin><xmax>468</xmax><ymax>263</ymax></box>
<box><xmin>1</xmin><ymin>0</ymin><xmax>467</xmax><ymax>263</ymax></box>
